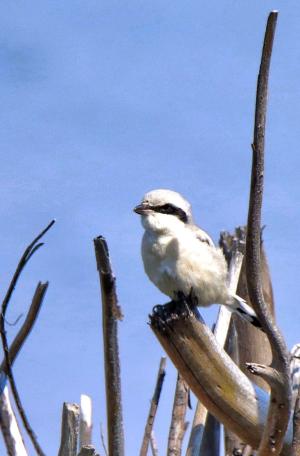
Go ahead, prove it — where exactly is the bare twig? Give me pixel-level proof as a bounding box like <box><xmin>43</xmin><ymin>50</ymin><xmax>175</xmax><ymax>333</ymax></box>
<box><xmin>0</xmin><ymin>221</ymin><xmax>54</xmax><ymax>456</ymax></box>
<box><xmin>100</xmin><ymin>423</ymin><xmax>108</xmax><ymax>456</ymax></box>
<box><xmin>140</xmin><ymin>357</ymin><xmax>167</xmax><ymax>456</ymax></box>
<box><xmin>0</xmin><ymin>282</ymin><xmax>48</xmax><ymax>377</ymax></box>
<box><xmin>0</xmin><ymin>385</ymin><xmax>28</xmax><ymax>456</ymax></box>
<box><xmin>58</xmin><ymin>402</ymin><xmax>80</xmax><ymax>456</ymax></box>
<box><xmin>167</xmin><ymin>373</ymin><xmax>189</xmax><ymax>456</ymax></box>
<box><xmin>245</xmin><ymin>11</ymin><xmax>291</xmax><ymax>456</ymax></box>
<box><xmin>94</xmin><ymin>236</ymin><xmax>124</xmax><ymax>456</ymax></box>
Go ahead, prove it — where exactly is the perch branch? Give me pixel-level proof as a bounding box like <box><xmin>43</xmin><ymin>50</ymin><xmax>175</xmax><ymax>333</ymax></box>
<box><xmin>140</xmin><ymin>357</ymin><xmax>167</xmax><ymax>456</ymax></box>
<box><xmin>245</xmin><ymin>11</ymin><xmax>291</xmax><ymax>456</ymax></box>
<box><xmin>149</xmin><ymin>302</ymin><xmax>292</xmax><ymax>454</ymax></box>
<box><xmin>94</xmin><ymin>236</ymin><xmax>124</xmax><ymax>456</ymax></box>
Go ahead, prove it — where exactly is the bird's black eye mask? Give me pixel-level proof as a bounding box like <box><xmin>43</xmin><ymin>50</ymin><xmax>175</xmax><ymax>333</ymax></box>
<box><xmin>151</xmin><ymin>203</ymin><xmax>188</xmax><ymax>223</ymax></box>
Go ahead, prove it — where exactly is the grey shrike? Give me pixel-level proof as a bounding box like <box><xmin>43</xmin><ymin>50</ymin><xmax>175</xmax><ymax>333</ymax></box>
<box><xmin>134</xmin><ymin>189</ymin><xmax>261</xmax><ymax>329</ymax></box>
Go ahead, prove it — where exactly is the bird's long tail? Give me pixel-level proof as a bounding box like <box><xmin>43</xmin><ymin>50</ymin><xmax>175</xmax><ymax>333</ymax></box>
<box><xmin>226</xmin><ymin>294</ymin><xmax>262</xmax><ymax>330</ymax></box>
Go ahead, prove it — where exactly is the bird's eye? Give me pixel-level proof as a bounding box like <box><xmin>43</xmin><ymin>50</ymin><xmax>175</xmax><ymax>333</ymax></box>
<box><xmin>159</xmin><ymin>204</ymin><xmax>174</xmax><ymax>214</ymax></box>
<box><xmin>154</xmin><ymin>204</ymin><xmax>188</xmax><ymax>223</ymax></box>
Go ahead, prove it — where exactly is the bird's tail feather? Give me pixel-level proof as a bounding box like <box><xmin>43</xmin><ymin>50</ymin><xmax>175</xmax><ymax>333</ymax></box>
<box><xmin>226</xmin><ymin>295</ymin><xmax>262</xmax><ymax>330</ymax></box>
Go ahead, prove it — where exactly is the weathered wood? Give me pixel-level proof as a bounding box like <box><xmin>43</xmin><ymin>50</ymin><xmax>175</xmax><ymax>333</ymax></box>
<box><xmin>79</xmin><ymin>394</ymin><xmax>92</xmax><ymax>447</ymax></box>
<box><xmin>198</xmin><ymin>413</ymin><xmax>220</xmax><ymax>456</ymax></box>
<box><xmin>245</xmin><ymin>11</ymin><xmax>291</xmax><ymax>456</ymax></box>
<box><xmin>58</xmin><ymin>402</ymin><xmax>80</xmax><ymax>456</ymax></box>
<box><xmin>150</xmin><ymin>430</ymin><xmax>159</xmax><ymax>456</ymax></box>
<box><xmin>0</xmin><ymin>386</ymin><xmax>28</xmax><ymax>456</ymax></box>
<box><xmin>167</xmin><ymin>373</ymin><xmax>189</xmax><ymax>455</ymax></box>
<box><xmin>289</xmin><ymin>345</ymin><xmax>300</xmax><ymax>456</ymax></box>
<box><xmin>94</xmin><ymin>236</ymin><xmax>124</xmax><ymax>456</ymax></box>
<box><xmin>140</xmin><ymin>357</ymin><xmax>166</xmax><ymax>456</ymax></box>
<box><xmin>150</xmin><ymin>302</ymin><xmax>292</xmax><ymax>454</ymax></box>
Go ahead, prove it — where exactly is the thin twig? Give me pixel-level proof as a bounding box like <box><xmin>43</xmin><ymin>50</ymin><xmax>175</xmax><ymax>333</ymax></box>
<box><xmin>167</xmin><ymin>373</ymin><xmax>189</xmax><ymax>456</ymax></box>
<box><xmin>245</xmin><ymin>11</ymin><xmax>291</xmax><ymax>456</ymax></box>
<box><xmin>140</xmin><ymin>357</ymin><xmax>167</xmax><ymax>456</ymax></box>
<box><xmin>94</xmin><ymin>236</ymin><xmax>124</xmax><ymax>456</ymax></box>
<box><xmin>0</xmin><ymin>220</ymin><xmax>54</xmax><ymax>456</ymax></box>
<box><xmin>0</xmin><ymin>282</ymin><xmax>48</xmax><ymax>378</ymax></box>
<box><xmin>100</xmin><ymin>423</ymin><xmax>108</xmax><ymax>456</ymax></box>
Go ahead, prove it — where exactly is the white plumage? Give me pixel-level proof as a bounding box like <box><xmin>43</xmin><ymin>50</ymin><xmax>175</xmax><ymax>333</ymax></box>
<box><xmin>134</xmin><ymin>189</ymin><xmax>261</xmax><ymax>328</ymax></box>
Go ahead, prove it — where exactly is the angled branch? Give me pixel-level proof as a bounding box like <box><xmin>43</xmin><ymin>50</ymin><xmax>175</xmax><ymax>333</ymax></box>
<box><xmin>94</xmin><ymin>236</ymin><xmax>124</xmax><ymax>456</ymax></box>
<box><xmin>245</xmin><ymin>11</ymin><xmax>291</xmax><ymax>456</ymax></box>
<box><xmin>149</xmin><ymin>302</ymin><xmax>292</xmax><ymax>454</ymax></box>
<box><xmin>140</xmin><ymin>357</ymin><xmax>167</xmax><ymax>456</ymax></box>
<box><xmin>0</xmin><ymin>282</ymin><xmax>48</xmax><ymax>377</ymax></box>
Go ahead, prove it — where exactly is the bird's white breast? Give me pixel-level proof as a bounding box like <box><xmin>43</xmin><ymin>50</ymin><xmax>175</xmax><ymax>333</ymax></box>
<box><xmin>141</xmin><ymin>227</ymin><xmax>229</xmax><ymax>306</ymax></box>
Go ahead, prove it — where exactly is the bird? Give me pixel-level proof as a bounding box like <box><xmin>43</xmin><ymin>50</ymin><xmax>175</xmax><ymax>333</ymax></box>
<box><xmin>133</xmin><ymin>188</ymin><xmax>261</xmax><ymax>329</ymax></box>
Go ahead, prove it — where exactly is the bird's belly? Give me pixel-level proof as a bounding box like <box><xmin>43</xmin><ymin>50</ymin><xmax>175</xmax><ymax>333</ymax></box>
<box><xmin>142</xmin><ymin>233</ymin><xmax>228</xmax><ymax>306</ymax></box>
<box><xmin>174</xmin><ymin>249</ymin><xmax>228</xmax><ymax>306</ymax></box>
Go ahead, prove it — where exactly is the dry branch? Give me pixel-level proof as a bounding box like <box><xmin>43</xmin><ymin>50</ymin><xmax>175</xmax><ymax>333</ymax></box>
<box><xmin>0</xmin><ymin>282</ymin><xmax>48</xmax><ymax>377</ymax></box>
<box><xmin>245</xmin><ymin>11</ymin><xmax>291</xmax><ymax>455</ymax></box>
<box><xmin>140</xmin><ymin>357</ymin><xmax>166</xmax><ymax>456</ymax></box>
<box><xmin>150</xmin><ymin>431</ymin><xmax>159</xmax><ymax>456</ymax></box>
<box><xmin>167</xmin><ymin>373</ymin><xmax>189</xmax><ymax>456</ymax></box>
<box><xmin>0</xmin><ymin>220</ymin><xmax>54</xmax><ymax>456</ymax></box>
<box><xmin>0</xmin><ymin>386</ymin><xmax>28</xmax><ymax>456</ymax></box>
<box><xmin>149</xmin><ymin>302</ymin><xmax>292</xmax><ymax>454</ymax></box>
<box><xmin>94</xmin><ymin>236</ymin><xmax>124</xmax><ymax>456</ymax></box>
<box><xmin>58</xmin><ymin>402</ymin><xmax>80</xmax><ymax>456</ymax></box>
<box><xmin>79</xmin><ymin>394</ymin><xmax>92</xmax><ymax>448</ymax></box>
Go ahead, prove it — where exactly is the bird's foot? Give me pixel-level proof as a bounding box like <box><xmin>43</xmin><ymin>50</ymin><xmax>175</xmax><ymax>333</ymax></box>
<box><xmin>150</xmin><ymin>299</ymin><xmax>193</xmax><ymax>332</ymax></box>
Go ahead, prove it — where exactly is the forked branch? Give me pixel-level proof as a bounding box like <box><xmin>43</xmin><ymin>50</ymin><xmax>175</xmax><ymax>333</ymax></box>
<box><xmin>0</xmin><ymin>220</ymin><xmax>54</xmax><ymax>456</ymax></box>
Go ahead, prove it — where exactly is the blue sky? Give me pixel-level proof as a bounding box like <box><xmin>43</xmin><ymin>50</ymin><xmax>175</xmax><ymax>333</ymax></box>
<box><xmin>1</xmin><ymin>1</ymin><xmax>300</xmax><ymax>454</ymax></box>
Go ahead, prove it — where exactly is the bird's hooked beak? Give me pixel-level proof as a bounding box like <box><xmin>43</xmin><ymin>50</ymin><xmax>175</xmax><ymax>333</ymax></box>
<box><xmin>133</xmin><ymin>202</ymin><xmax>152</xmax><ymax>215</ymax></box>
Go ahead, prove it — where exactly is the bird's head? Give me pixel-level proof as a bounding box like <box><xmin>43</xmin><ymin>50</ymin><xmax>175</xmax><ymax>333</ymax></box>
<box><xmin>133</xmin><ymin>189</ymin><xmax>193</xmax><ymax>233</ymax></box>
